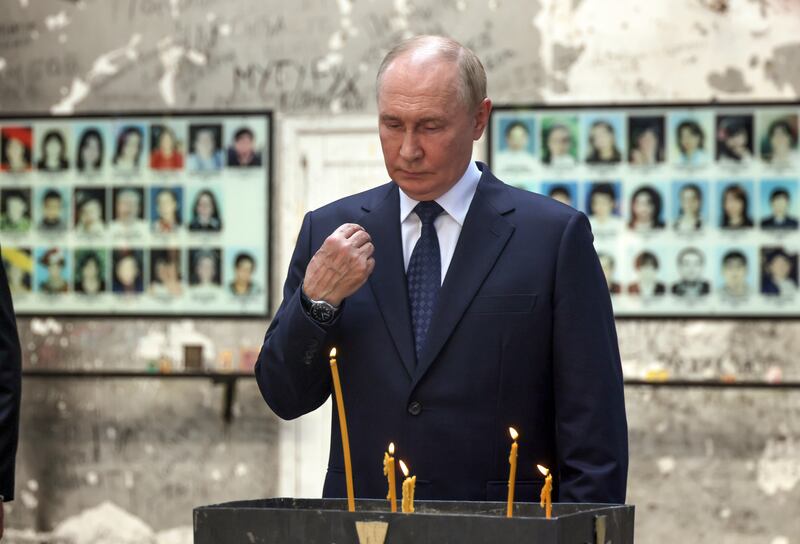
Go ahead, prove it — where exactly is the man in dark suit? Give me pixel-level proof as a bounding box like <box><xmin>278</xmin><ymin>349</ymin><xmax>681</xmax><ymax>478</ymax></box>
<box><xmin>1</xmin><ymin>244</ymin><xmax>23</xmax><ymax>538</ymax></box>
<box><xmin>256</xmin><ymin>36</ymin><xmax>628</xmax><ymax>504</ymax></box>
<box><xmin>760</xmin><ymin>188</ymin><xmax>799</xmax><ymax>230</ymax></box>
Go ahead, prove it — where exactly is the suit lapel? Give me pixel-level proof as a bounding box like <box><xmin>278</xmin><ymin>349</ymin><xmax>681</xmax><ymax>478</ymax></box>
<box><xmin>412</xmin><ymin>167</ymin><xmax>516</xmax><ymax>387</ymax></box>
<box><xmin>359</xmin><ymin>184</ymin><xmax>416</xmax><ymax>378</ymax></box>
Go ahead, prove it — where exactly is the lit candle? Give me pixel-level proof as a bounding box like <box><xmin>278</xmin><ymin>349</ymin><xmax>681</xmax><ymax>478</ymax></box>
<box><xmin>383</xmin><ymin>442</ymin><xmax>397</xmax><ymax>512</ymax></box>
<box><xmin>537</xmin><ymin>464</ymin><xmax>553</xmax><ymax>519</ymax></box>
<box><xmin>506</xmin><ymin>427</ymin><xmax>519</xmax><ymax>518</ymax></box>
<box><xmin>399</xmin><ymin>460</ymin><xmax>416</xmax><ymax>513</ymax></box>
<box><xmin>329</xmin><ymin>348</ymin><xmax>356</xmax><ymax>512</ymax></box>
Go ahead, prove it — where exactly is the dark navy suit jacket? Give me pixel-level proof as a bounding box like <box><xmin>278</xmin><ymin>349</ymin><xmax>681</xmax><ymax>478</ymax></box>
<box><xmin>1</xmin><ymin>245</ymin><xmax>22</xmax><ymax>501</ymax></box>
<box><xmin>256</xmin><ymin>164</ymin><xmax>628</xmax><ymax>503</ymax></box>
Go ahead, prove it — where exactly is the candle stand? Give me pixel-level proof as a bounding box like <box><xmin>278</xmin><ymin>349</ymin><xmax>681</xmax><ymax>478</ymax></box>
<box><xmin>194</xmin><ymin>498</ymin><xmax>634</xmax><ymax>543</ymax></box>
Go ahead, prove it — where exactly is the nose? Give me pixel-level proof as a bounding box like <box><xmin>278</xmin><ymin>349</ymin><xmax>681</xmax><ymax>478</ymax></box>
<box><xmin>399</xmin><ymin>129</ymin><xmax>423</xmax><ymax>163</ymax></box>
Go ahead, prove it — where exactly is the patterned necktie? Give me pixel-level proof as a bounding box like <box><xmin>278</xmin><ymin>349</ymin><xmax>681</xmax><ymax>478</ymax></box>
<box><xmin>406</xmin><ymin>200</ymin><xmax>444</xmax><ymax>362</ymax></box>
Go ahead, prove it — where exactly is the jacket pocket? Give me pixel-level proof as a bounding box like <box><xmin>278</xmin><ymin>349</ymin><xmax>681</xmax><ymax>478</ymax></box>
<box><xmin>485</xmin><ymin>479</ymin><xmax>543</xmax><ymax>502</ymax></box>
<box><xmin>468</xmin><ymin>294</ymin><xmax>537</xmax><ymax>315</ymax></box>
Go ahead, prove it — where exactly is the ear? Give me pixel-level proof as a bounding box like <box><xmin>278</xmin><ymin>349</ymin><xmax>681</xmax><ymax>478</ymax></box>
<box><xmin>472</xmin><ymin>98</ymin><xmax>493</xmax><ymax>140</ymax></box>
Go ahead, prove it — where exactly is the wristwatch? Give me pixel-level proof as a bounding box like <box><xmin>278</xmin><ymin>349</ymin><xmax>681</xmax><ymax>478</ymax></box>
<box><xmin>300</xmin><ymin>288</ymin><xmax>340</xmax><ymax>324</ymax></box>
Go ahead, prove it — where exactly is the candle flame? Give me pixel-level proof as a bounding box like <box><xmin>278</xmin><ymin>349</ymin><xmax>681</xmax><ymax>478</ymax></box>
<box><xmin>399</xmin><ymin>459</ymin><xmax>409</xmax><ymax>477</ymax></box>
<box><xmin>389</xmin><ymin>442</ymin><xmax>395</xmax><ymax>455</ymax></box>
<box><xmin>509</xmin><ymin>427</ymin><xmax>518</xmax><ymax>441</ymax></box>
<box><xmin>330</xmin><ymin>347</ymin><xmax>337</xmax><ymax>358</ymax></box>
<box><xmin>537</xmin><ymin>464</ymin><xmax>549</xmax><ymax>476</ymax></box>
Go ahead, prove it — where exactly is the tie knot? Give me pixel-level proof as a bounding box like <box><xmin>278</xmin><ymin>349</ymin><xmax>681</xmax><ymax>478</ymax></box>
<box><xmin>414</xmin><ymin>201</ymin><xmax>444</xmax><ymax>226</ymax></box>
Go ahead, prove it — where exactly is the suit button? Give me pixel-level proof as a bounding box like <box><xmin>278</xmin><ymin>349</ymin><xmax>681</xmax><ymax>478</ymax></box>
<box><xmin>407</xmin><ymin>401</ymin><xmax>422</xmax><ymax>416</ymax></box>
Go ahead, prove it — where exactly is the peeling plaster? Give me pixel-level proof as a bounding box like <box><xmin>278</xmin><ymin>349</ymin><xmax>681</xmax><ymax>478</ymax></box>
<box><xmin>707</xmin><ymin>66</ymin><xmax>753</xmax><ymax>93</ymax></box>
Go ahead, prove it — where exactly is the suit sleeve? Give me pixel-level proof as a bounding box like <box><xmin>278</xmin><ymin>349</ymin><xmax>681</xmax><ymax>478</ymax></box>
<box><xmin>552</xmin><ymin>212</ymin><xmax>628</xmax><ymax>503</ymax></box>
<box><xmin>255</xmin><ymin>212</ymin><xmax>335</xmax><ymax>420</ymax></box>
<box><xmin>0</xmin><ymin>249</ymin><xmax>22</xmax><ymax>501</ymax></box>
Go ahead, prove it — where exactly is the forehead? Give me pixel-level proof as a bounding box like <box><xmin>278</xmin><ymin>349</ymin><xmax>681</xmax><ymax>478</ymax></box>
<box><xmin>378</xmin><ymin>56</ymin><xmax>462</xmax><ymax>116</ymax></box>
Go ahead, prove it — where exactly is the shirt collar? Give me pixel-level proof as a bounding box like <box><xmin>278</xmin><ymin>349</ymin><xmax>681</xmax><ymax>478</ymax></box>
<box><xmin>399</xmin><ymin>160</ymin><xmax>482</xmax><ymax>225</ymax></box>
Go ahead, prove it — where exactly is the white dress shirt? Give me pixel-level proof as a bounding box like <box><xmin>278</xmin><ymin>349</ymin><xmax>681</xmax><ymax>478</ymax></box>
<box><xmin>399</xmin><ymin>160</ymin><xmax>482</xmax><ymax>285</ymax></box>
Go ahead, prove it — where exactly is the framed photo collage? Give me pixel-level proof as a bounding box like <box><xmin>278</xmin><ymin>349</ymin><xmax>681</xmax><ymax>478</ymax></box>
<box><xmin>489</xmin><ymin>102</ymin><xmax>800</xmax><ymax>317</ymax></box>
<box><xmin>0</xmin><ymin>111</ymin><xmax>271</xmax><ymax>317</ymax></box>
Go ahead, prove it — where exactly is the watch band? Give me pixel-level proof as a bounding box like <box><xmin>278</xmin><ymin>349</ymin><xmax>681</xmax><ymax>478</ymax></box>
<box><xmin>300</xmin><ymin>288</ymin><xmax>339</xmax><ymax>324</ymax></box>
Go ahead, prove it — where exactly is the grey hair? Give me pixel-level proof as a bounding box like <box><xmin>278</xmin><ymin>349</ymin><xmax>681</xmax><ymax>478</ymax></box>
<box><xmin>375</xmin><ymin>35</ymin><xmax>487</xmax><ymax>109</ymax></box>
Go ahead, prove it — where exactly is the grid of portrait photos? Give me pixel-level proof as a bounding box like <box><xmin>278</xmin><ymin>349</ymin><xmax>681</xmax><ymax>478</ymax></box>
<box><xmin>0</xmin><ymin>112</ymin><xmax>271</xmax><ymax>316</ymax></box>
<box><xmin>489</xmin><ymin>103</ymin><xmax>800</xmax><ymax>317</ymax></box>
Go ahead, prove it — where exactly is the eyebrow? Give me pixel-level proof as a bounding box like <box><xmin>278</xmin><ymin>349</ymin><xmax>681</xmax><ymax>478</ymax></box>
<box><xmin>379</xmin><ymin>115</ymin><xmax>446</xmax><ymax>125</ymax></box>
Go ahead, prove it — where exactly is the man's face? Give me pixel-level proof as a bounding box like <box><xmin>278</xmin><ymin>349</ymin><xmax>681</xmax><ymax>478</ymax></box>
<box><xmin>378</xmin><ymin>54</ymin><xmax>490</xmax><ymax>201</ymax></box>
<box><xmin>678</xmin><ymin>252</ymin><xmax>703</xmax><ymax>281</ymax></box>
<box><xmin>235</xmin><ymin>259</ymin><xmax>254</xmax><ymax>283</ymax></box>
<box><xmin>591</xmin><ymin>193</ymin><xmax>613</xmax><ymax>219</ymax></box>
<box><xmin>771</xmin><ymin>195</ymin><xmax>789</xmax><ymax>218</ymax></box>
<box><xmin>723</xmin><ymin>258</ymin><xmax>747</xmax><ymax>289</ymax></box>
<box><xmin>235</xmin><ymin>134</ymin><xmax>254</xmax><ymax>156</ymax></box>
<box><xmin>43</xmin><ymin>196</ymin><xmax>62</xmax><ymax>221</ymax></box>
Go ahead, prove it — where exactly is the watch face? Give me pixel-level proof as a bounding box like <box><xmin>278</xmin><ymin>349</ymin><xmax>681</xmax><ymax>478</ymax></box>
<box><xmin>312</xmin><ymin>302</ymin><xmax>334</xmax><ymax>323</ymax></box>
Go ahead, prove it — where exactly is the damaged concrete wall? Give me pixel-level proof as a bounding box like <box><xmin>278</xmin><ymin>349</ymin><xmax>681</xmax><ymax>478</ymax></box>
<box><xmin>1</xmin><ymin>0</ymin><xmax>799</xmax><ymax>542</ymax></box>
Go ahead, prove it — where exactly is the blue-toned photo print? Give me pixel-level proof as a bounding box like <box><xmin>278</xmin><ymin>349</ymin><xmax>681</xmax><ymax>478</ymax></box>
<box><xmin>582</xmin><ymin>113</ymin><xmax>624</xmax><ymax>165</ymax></box>
<box><xmin>718</xmin><ymin>180</ymin><xmax>756</xmax><ymax>230</ymax></box>
<box><xmin>542</xmin><ymin>180</ymin><xmax>579</xmax><ymax>209</ymax></box>
<box><xmin>669</xmin><ymin>111</ymin><xmax>713</xmax><ymax>167</ymax></box>
<box><xmin>585</xmin><ymin>181</ymin><xmax>623</xmax><ymax>231</ymax></box>
<box><xmin>627</xmin><ymin>182</ymin><xmax>668</xmax><ymax>232</ymax></box>
<box><xmin>492</xmin><ymin>112</ymin><xmax>538</xmax><ymax>177</ymax></box>
<box><xmin>671</xmin><ymin>180</ymin><xmax>709</xmax><ymax>233</ymax></box>
<box><xmin>759</xmin><ymin>179</ymin><xmax>799</xmax><ymax>231</ymax></box>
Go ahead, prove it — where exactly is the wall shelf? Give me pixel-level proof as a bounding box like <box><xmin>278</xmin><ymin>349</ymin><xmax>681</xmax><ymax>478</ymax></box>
<box><xmin>21</xmin><ymin>371</ymin><xmax>799</xmax><ymax>424</ymax></box>
<box><xmin>22</xmin><ymin>369</ymin><xmax>255</xmax><ymax>422</ymax></box>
